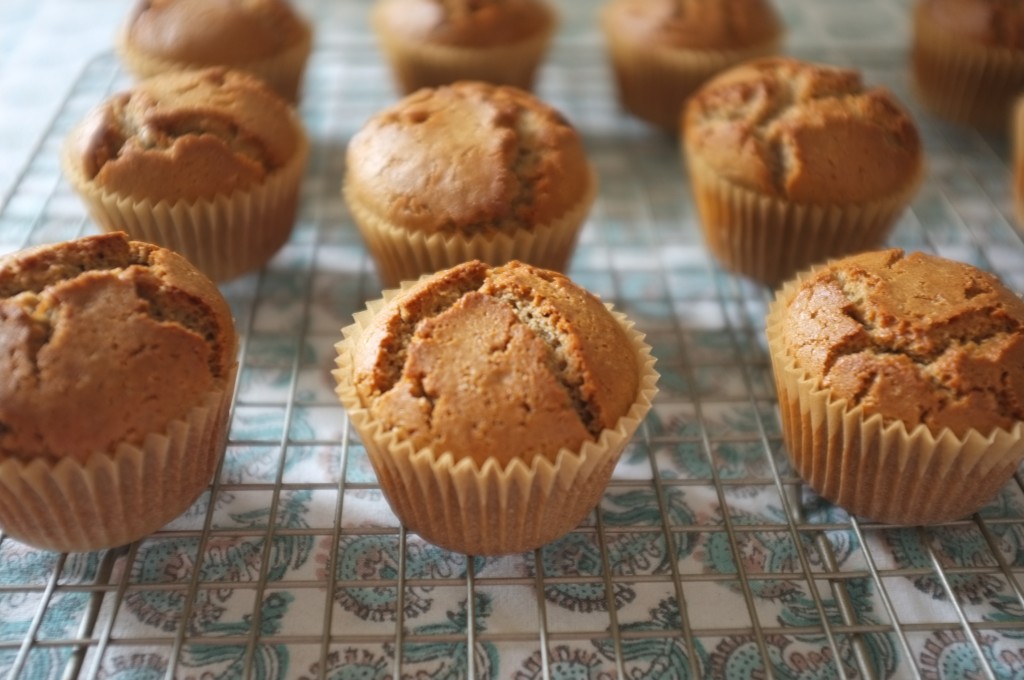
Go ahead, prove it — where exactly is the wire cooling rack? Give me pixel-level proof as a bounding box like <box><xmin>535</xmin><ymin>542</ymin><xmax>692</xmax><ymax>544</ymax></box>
<box><xmin>2</xmin><ymin>12</ymin><xmax>1024</xmax><ymax>680</ymax></box>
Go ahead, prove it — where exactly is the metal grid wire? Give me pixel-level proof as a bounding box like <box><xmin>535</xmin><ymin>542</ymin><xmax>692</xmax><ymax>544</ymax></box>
<box><xmin>1</xmin><ymin>23</ymin><xmax>1024</xmax><ymax>680</ymax></box>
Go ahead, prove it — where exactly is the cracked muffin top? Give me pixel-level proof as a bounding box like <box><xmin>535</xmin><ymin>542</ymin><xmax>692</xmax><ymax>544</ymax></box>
<box><xmin>0</xmin><ymin>232</ymin><xmax>236</xmax><ymax>463</ymax></box>
<box><xmin>373</xmin><ymin>0</ymin><xmax>555</xmax><ymax>47</ymax></box>
<box><xmin>684</xmin><ymin>57</ymin><xmax>923</xmax><ymax>204</ymax></box>
<box><xmin>120</xmin><ymin>0</ymin><xmax>311</xmax><ymax>64</ymax></box>
<box><xmin>778</xmin><ymin>248</ymin><xmax>1024</xmax><ymax>437</ymax></box>
<box><xmin>343</xmin><ymin>81</ymin><xmax>592</xmax><ymax>235</ymax></box>
<box><xmin>915</xmin><ymin>0</ymin><xmax>1024</xmax><ymax>49</ymax></box>
<box><xmin>601</xmin><ymin>0</ymin><xmax>782</xmax><ymax>51</ymax></box>
<box><xmin>351</xmin><ymin>260</ymin><xmax>640</xmax><ymax>466</ymax></box>
<box><xmin>62</xmin><ymin>67</ymin><xmax>301</xmax><ymax>202</ymax></box>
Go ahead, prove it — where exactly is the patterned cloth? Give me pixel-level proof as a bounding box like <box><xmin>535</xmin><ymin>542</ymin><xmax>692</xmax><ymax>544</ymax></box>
<box><xmin>3</xmin><ymin>1</ymin><xmax>1024</xmax><ymax>679</ymax></box>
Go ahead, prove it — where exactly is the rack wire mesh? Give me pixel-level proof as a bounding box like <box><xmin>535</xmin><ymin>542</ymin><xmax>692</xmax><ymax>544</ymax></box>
<box><xmin>1</xmin><ymin>11</ymin><xmax>1024</xmax><ymax>680</ymax></box>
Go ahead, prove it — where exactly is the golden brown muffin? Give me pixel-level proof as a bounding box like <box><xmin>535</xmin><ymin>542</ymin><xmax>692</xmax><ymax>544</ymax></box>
<box><xmin>683</xmin><ymin>57</ymin><xmax>924</xmax><ymax>286</ymax></box>
<box><xmin>62</xmin><ymin>67</ymin><xmax>309</xmax><ymax>281</ymax></box>
<box><xmin>766</xmin><ymin>248</ymin><xmax>1024</xmax><ymax>524</ymax></box>
<box><xmin>343</xmin><ymin>80</ymin><xmax>597</xmax><ymax>286</ymax></box>
<box><xmin>372</xmin><ymin>0</ymin><xmax>557</xmax><ymax>94</ymax></box>
<box><xmin>912</xmin><ymin>0</ymin><xmax>1024</xmax><ymax>129</ymax></box>
<box><xmin>600</xmin><ymin>0</ymin><xmax>784</xmax><ymax>132</ymax></box>
<box><xmin>335</xmin><ymin>260</ymin><xmax>658</xmax><ymax>554</ymax></box>
<box><xmin>0</xmin><ymin>232</ymin><xmax>238</xmax><ymax>552</ymax></box>
<box><xmin>116</xmin><ymin>0</ymin><xmax>313</xmax><ymax>103</ymax></box>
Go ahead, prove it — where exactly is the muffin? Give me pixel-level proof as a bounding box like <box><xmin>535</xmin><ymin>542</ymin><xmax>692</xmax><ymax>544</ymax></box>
<box><xmin>371</xmin><ymin>0</ymin><xmax>557</xmax><ymax>94</ymax></box>
<box><xmin>912</xmin><ymin>0</ymin><xmax>1024</xmax><ymax>130</ymax></box>
<box><xmin>600</xmin><ymin>0</ymin><xmax>784</xmax><ymax>133</ymax></box>
<box><xmin>61</xmin><ymin>67</ymin><xmax>309</xmax><ymax>282</ymax></box>
<box><xmin>116</xmin><ymin>0</ymin><xmax>313</xmax><ymax>103</ymax></box>
<box><xmin>683</xmin><ymin>57</ymin><xmax>924</xmax><ymax>287</ymax></box>
<box><xmin>343</xmin><ymin>80</ymin><xmax>597</xmax><ymax>287</ymax></box>
<box><xmin>766</xmin><ymin>248</ymin><xmax>1024</xmax><ymax>525</ymax></box>
<box><xmin>0</xmin><ymin>232</ymin><xmax>238</xmax><ymax>552</ymax></box>
<box><xmin>333</xmin><ymin>260</ymin><xmax>658</xmax><ymax>555</ymax></box>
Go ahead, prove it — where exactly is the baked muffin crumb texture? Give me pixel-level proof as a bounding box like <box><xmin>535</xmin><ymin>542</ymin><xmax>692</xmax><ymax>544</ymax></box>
<box><xmin>0</xmin><ymin>232</ymin><xmax>235</xmax><ymax>462</ymax></box>
<box><xmin>352</xmin><ymin>260</ymin><xmax>640</xmax><ymax>466</ymax></box>
<box><xmin>781</xmin><ymin>249</ymin><xmax>1024</xmax><ymax>437</ymax></box>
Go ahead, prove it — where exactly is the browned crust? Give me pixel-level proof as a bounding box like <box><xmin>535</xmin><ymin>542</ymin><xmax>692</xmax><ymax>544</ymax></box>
<box><xmin>684</xmin><ymin>57</ymin><xmax>923</xmax><ymax>204</ymax></box>
<box><xmin>0</xmin><ymin>232</ymin><xmax>236</xmax><ymax>462</ymax></box>
<box><xmin>64</xmin><ymin>68</ymin><xmax>300</xmax><ymax>201</ymax></box>
<box><xmin>343</xmin><ymin>81</ymin><xmax>592</xmax><ymax>235</ymax></box>
<box><xmin>600</xmin><ymin>0</ymin><xmax>783</xmax><ymax>51</ymax></box>
<box><xmin>779</xmin><ymin>248</ymin><xmax>1024</xmax><ymax>437</ymax></box>
<box><xmin>122</xmin><ymin>0</ymin><xmax>311</xmax><ymax>63</ymax></box>
<box><xmin>351</xmin><ymin>260</ymin><xmax>641</xmax><ymax>465</ymax></box>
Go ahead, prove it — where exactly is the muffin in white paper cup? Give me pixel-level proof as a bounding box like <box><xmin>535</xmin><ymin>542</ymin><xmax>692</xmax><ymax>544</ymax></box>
<box><xmin>766</xmin><ymin>249</ymin><xmax>1024</xmax><ymax>524</ymax></box>
<box><xmin>343</xmin><ymin>80</ymin><xmax>597</xmax><ymax>288</ymax></box>
<box><xmin>683</xmin><ymin>57</ymin><xmax>923</xmax><ymax>287</ymax></box>
<box><xmin>115</xmin><ymin>0</ymin><xmax>313</xmax><ymax>103</ymax></box>
<box><xmin>333</xmin><ymin>260</ymin><xmax>658</xmax><ymax>555</ymax></box>
<box><xmin>0</xmin><ymin>233</ymin><xmax>238</xmax><ymax>552</ymax></box>
<box><xmin>61</xmin><ymin>67</ymin><xmax>308</xmax><ymax>282</ymax></box>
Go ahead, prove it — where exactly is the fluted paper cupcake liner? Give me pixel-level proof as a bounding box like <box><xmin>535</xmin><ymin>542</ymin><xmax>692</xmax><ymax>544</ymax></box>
<box><xmin>685</xmin><ymin>151</ymin><xmax>921</xmax><ymax>287</ymax></box>
<box><xmin>62</xmin><ymin>126</ymin><xmax>309</xmax><ymax>282</ymax></box>
<box><xmin>912</xmin><ymin>8</ymin><xmax>1024</xmax><ymax>130</ymax></box>
<box><xmin>372</xmin><ymin>6</ymin><xmax>556</xmax><ymax>94</ymax></box>
<box><xmin>333</xmin><ymin>282</ymin><xmax>658</xmax><ymax>555</ymax></box>
<box><xmin>344</xmin><ymin>166</ymin><xmax>597</xmax><ymax>288</ymax></box>
<box><xmin>601</xmin><ymin>20</ymin><xmax>780</xmax><ymax>133</ymax></box>
<box><xmin>115</xmin><ymin>28</ymin><xmax>313</xmax><ymax>103</ymax></box>
<box><xmin>766</xmin><ymin>268</ymin><xmax>1024</xmax><ymax>525</ymax></box>
<box><xmin>0</xmin><ymin>365</ymin><xmax>237</xmax><ymax>553</ymax></box>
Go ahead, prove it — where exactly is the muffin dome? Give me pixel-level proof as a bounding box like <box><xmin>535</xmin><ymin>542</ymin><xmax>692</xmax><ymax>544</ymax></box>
<box><xmin>350</xmin><ymin>260</ymin><xmax>641</xmax><ymax>466</ymax></box>
<box><xmin>117</xmin><ymin>0</ymin><xmax>312</xmax><ymax>102</ymax></box>
<box><xmin>684</xmin><ymin>57</ymin><xmax>922</xmax><ymax>205</ymax></box>
<box><xmin>371</xmin><ymin>0</ymin><xmax>556</xmax><ymax>93</ymax></box>
<box><xmin>778</xmin><ymin>248</ymin><xmax>1024</xmax><ymax>438</ymax></box>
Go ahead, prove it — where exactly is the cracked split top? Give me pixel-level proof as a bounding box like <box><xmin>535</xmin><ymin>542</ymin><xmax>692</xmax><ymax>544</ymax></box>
<box><xmin>343</xmin><ymin>81</ymin><xmax>592</xmax><ymax>236</ymax></box>
<box><xmin>777</xmin><ymin>248</ymin><xmax>1024</xmax><ymax>437</ymax></box>
<box><xmin>63</xmin><ymin>67</ymin><xmax>301</xmax><ymax>202</ymax></box>
<box><xmin>684</xmin><ymin>57</ymin><xmax>923</xmax><ymax>204</ymax></box>
<box><xmin>350</xmin><ymin>260</ymin><xmax>640</xmax><ymax>466</ymax></box>
<box><xmin>0</xmin><ymin>232</ymin><xmax>236</xmax><ymax>463</ymax></box>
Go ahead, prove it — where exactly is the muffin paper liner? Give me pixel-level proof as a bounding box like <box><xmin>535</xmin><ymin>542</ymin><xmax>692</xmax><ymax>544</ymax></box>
<box><xmin>766</xmin><ymin>268</ymin><xmax>1024</xmax><ymax>525</ymax></box>
<box><xmin>684</xmin><ymin>151</ymin><xmax>922</xmax><ymax>287</ymax></box>
<box><xmin>372</xmin><ymin>6</ymin><xmax>556</xmax><ymax>94</ymax></box>
<box><xmin>61</xmin><ymin>124</ymin><xmax>309</xmax><ymax>282</ymax></box>
<box><xmin>344</xmin><ymin>166</ymin><xmax>597</xmax><ymax>288</ymax></box>
<box><xmin>600</xmin><ymin>18</ymin><xmax>780</xmax><ymax>133</ymax></box>
<box><xmin>0</xmin><ymin>363</ymin><xmax>237</xmax><ymax>553</ymax></box>
<box><xmin>115</xmin><ymin>28</ymin><xmax>313</xmax><ymax>103</ymax></box>
<box><xmin>912</xmin><ymin>8</ymin><xmax>1024</xmax><ymax>130</ymax></box>
<box><xmin>333</xmin><ymin>282</ymin><xmax>659</xmax><ymax>555</ymax></box>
